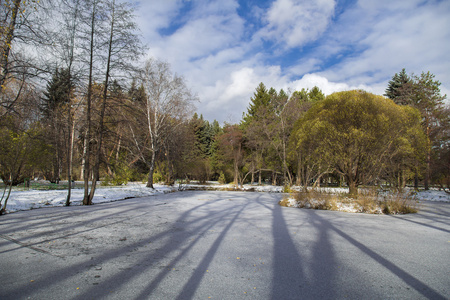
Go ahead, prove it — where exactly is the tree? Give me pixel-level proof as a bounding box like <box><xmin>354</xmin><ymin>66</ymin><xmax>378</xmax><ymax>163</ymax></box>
<box><xmin>292</xmin><ymin>90</ymin><xmax>426</xmax><ymax>197</ymax></box>
<box><xmin>242</xmin><ymin>82</ymin><xmax>270</xmax><ymax>125</ymax></box>
<box><xmin>288</xmin><ymin>87</ymin><xmax>325</xmax><ymax>189</ymax></box>
<box><xmin>85</xmin><ymin>0</ymin><xmax>144</xmax><ymax>204</ymax></box>
<box><xmin>384</xmin><ymin>68</ymin><xmax>412</xmax><ymax>104</ymax></box>
<box><xmin>137</xmin><ymin>58</ymin><xmax>196</xmax><ymax>188</ymax></box>
<box><xmin>0</xmin><ymin>117</ymin><xmax>52</xmax><ymax>214</ymax></box>
<box><xmin>385</xmin><ymin>70</ymin><xmax>448</xmax><ymax>189</ymax></box>
<box><xmin>81</xmin><ymin>0</ymin><xmax>100</xmax><ymax>205</ymax></box>
<box><xmin>216</xmin><ymin>124</ymin><xmax>244</xmax><ymax>186</ymax></box>
<box><xmin>41</xmin><ymin>68</ymin><xmax>72</xmax><ymax>183</ymax></box>
<box><xmin>1</xmin><ymin>0</ymin><xmax>52</xmax><ymax>117</ymax></box>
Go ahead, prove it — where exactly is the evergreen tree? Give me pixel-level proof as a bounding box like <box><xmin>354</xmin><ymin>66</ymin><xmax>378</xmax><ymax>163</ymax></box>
<box><xmin>242</xmin><ymin>82</ymin><xmax>270</xmax><ymax>125</ymax></box>
<box><xmin>41</xmin><ymin>68</ymin><xmax>72</xmax><ymax>118</ymax></box>
<box><xmin>385</xmin><ymin>68</ymin><xmax>412</xmax><ymax>104</ymax></box>
<box><xmin>41</xmin><ymin>68</ymin><xmax>73</xmax><ymax>183</ymax></box>
<box><xmin>385</xmin><ymin>70</ymin><xmax>447</xmax><ymax>189</ymax></box>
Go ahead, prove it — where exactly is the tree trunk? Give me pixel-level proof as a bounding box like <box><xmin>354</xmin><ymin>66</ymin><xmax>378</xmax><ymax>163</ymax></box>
<box><xmin>88</xmin><ymin>1</ymin><xmax>115</xmax><ymax>204</ymax></box>
<box><xmin>147</xmin><ymin>149</ymin><xmax>156</xmax><ymax>188</ymax></box>
<box><xmin>414</xmin><ymin>167</ymin><xmax>419</xmax><ymax>190</ymax></box>
<box><xmin>348</xmin><ymin>180</ymin><xmax>358</xmax><ymax>198</ymax></box>
<box><xmin>0</xmin><ymin>0</ymin><xmax>21</xmax><ymax>89</ymax></box>
<box><xmin>233</xmin><ymin>159</ymin><xmax>239</xmax><ymax>187</ymax></box>
<box><xmin>65</xmin><ymin>102</ymin><xmax>73</xmax><ymax>206</ymax></box>
<box><xmin>425</xmin><ymin>149</ymin><xmax>431</xmax><ymax>190</ymax></box>
<box><xmin>83</xmin><ymin>1</ymin><xmax>97</xmax><ymax>206</ymax></box>
<box><xmin>296</xmin><ymin>155</ymin><xmax>302</xmax><ymax>186</ymax></box>
<box><xmin>0</xmin><ymin>173</ymin><xmax>15</xmax><ymax>214</ymax></box>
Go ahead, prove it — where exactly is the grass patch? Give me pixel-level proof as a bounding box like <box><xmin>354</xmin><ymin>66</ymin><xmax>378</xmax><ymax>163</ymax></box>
<box><xmin>281</xmin><ymin>189</ymin><xmax>419</xmax><ymax>214</ymax></box>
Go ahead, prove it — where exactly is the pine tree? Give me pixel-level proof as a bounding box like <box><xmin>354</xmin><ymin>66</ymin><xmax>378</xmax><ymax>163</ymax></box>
<box><xmin>242</xmin><ymin>82</ymin><xmax>270</xmax><ymax>125</ymax></box>
<box><xmin>385</xmin><ymin>68</ymin><xmax>412</xmax><ymax>104</ymax></box>
<box><xmin>42</xmin><ymin>68</ymin><xmax>72</xmax><ymax>118</ymax></box>
<box><xmin>385</xmin><ymin>70</ymin><xmax>447</xmax><ymax>190</ymax></box>
<box><xmin>41</xmin><ymin>68</ymin><xmax>73</xmax><ymax>183</ymax></box>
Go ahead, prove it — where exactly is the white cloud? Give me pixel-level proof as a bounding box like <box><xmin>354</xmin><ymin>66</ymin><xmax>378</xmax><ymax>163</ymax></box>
<box><xmin>259</xmin><ymin>0</ymin><xmax>336</xmax><ymax>48</ymax></box>
<box><xmin>316</xmin><ymin>0</ymin><xmax>450</xmax><ymax>92</ymax></box>
<box><xmin>290</xmin><ymin>73</ymin><xmax>370</xmax><ymax>95</ymax></box>
<box><xmin>135</xmin><ymin>0</ymin><xmax>449</xmax><ymax>123</ymax></box>
<box><xmin>133</xmin><ymin>0</ymin><xmax>182</xmax><ymax>40</ymax></box>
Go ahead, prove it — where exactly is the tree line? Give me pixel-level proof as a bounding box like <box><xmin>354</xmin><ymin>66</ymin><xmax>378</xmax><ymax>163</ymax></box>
<box><xmin>1</xmin><ymin>1</ymin><xmax>449</xmax><ymax>213</ymax></box>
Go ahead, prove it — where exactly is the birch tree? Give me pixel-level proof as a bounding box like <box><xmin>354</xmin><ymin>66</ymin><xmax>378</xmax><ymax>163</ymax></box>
<box><xmin>139</xmin><ymin>58</ymin><xmax>196</xmax><ymax>188</ymax></box>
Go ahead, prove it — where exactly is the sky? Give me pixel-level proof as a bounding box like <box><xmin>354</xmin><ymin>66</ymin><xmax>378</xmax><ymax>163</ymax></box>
<box><xmin>133</xmin><ymin>0</ymin><xmax>450</xmax><ymax>124</ymax></box>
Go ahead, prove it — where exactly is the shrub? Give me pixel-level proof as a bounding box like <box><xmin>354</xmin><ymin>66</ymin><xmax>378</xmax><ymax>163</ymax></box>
<box><xmin>283</xmin><ymin>189</ymin><xmax>418</xmax><ymax>214</ymax></box>
<box><xmin>381</xmin><ymin>192</ymin><xmax>418</xmax><ymax>214</ymax></box>
<box><xmin>278</xmin><ymin>198</ymin><xmax>291</xmax><ymax>207</ymax></box>
<box><xmin>218</xmin><ymin>172</ymin><xmax>226</xmax><ymax>184</ymax></box>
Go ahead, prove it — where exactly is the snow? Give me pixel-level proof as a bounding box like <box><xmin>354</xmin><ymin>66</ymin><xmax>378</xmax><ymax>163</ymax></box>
<box><xmin>2</xmin><ymin>182</ymin><xmax>177</xmax><ymax>213</ymax></box>
<box><xmin>1</xmin><ymin>181</ymin><xmax>449</xmax><ymax>214</ymax></box>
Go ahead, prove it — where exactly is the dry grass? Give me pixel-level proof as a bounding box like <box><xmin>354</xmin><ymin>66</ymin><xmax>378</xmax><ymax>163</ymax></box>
<box><xmin>281</xmin><ymin>189</ymin><xmax>419</xmax><ymax>214</ymax></box>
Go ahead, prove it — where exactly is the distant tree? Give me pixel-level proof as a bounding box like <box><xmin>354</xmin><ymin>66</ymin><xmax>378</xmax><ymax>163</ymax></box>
<box><xmin>215</xmin><ymin>124</ymin><xmax>244</xmax><ymax>186</ymax></box>
<box><xmin>41</xmin><ymin>68</ymin><xmax>72</xmax><ymax>183</ymax></box>
<box><xmin>242</xmin><ymin>82</ymin><xmax>270</xmax><ymax>125</ymax></box>
<box><xmin>384</xmin><ymin>68</ymin><xmax>412</xmax><ymax>104</ymax></box>
<box><xmin>386</xmin><ymin>70</ymin><xmax>448</xmax><ymax>189</ymax></box>
<box><xmin>137</xmin><ymin>58</ymin><xmax>196</xmax><ymax>188</ymax></box>
<box><xmin>292</xmin><ymin>90</ymin><xmax>426</xmax><ymax>196</ymax></box>
<box><xmin>288</xmin><ymin>87</ymin><xmax>325</xmax><ymax>188</ymax></box>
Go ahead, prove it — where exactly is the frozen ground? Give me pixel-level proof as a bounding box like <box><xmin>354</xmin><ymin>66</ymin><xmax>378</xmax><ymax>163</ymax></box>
<box><xmin>1</xmin><ymin>191</ymin><xmax>449</xmax><ymax>299</ymax></box>
<box><xmin>1</xmin><ymin>181</ymin><xmax>449</xmax><ymax>213</ymax></box>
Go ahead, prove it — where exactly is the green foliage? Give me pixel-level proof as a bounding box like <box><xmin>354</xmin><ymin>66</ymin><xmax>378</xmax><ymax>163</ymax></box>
<box><xmin>41</xmin><ymin>68</ymin><xmax>72</xmax><ymax>118</ymax></box>
<box><xmin>385</xmin><ymin>68</ymin><xmax>412</xmax><ymax>103</ymax></box>
<box><xmin>153</xmin><ymin>169</ymin><xmax>164</xmax><ymax>184</ymax></box>
<box><xmin>291</xmin><ymin>90</ymin><xmax>426</xmax><ymax>196</ymax></box>
<box><xmin>0</xmin><ymin>118</ymin><xmax>52</xmax><ymax>185</ymax></box>
<box><xmin>218</xmin><ymin>172</ymin><xmax>226</xmax><ymax>184</ymax></box>
<box><xmin>102</xmin><ymin>156</ymin><xmax>135</xmax><ymax>186</ymax></box>
<box><xmin>242</xmin><ymin>82</ymin><xmax>271</xmax><ymax>125</ymax></box>
<box><xmin>385</xmin><ymin>69</ymin><xmax>448</xmax><ymax>189</ymax></box>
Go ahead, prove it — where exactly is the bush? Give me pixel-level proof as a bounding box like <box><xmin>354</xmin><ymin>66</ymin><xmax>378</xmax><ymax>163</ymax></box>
<box><xmin>292</xmin><ymin>191</ymin><xmax>337</xmax><ymax>210</ymax></box>
<box><xmin>218</xmin><ymin>172</ymin><xmax>226</xmax><ymax>184</ymax></box>
<box><xmin>381</xmin><ymin>192</ymin><xmax>418</xmax><ymax>214</ymax></box>
<box><xmin>283</xmin><ymin>189</ymin><xmax>418</xmax><ymax>214</ymax></box>
<box><xmin>153</xmin><ymin>170</ymin><xmax>164</xmax><ymax>183</ymax></box>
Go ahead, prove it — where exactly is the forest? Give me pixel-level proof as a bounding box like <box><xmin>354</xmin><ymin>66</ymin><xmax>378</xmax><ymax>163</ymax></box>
<box><xmin>1</xmin><ymin>1</ymin><xmax>449</xmax><ymax>214</ymax></box>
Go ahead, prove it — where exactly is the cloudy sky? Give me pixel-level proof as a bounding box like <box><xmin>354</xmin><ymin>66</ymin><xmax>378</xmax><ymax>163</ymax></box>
<box><xmin>134</xmin><ymin>0</ymin><xmax>450</xmax><ymax>123</ymax></box>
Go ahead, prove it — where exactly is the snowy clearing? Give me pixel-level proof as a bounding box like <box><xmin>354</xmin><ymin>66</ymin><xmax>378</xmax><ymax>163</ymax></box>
<box><xmin>1</xmin><ymin>181</ymin><xmax>449</xmax><ymax>214</ymax></box>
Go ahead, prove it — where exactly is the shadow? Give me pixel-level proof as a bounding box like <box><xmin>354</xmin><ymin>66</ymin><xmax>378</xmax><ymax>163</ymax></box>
<box><xmin>271</xmin><ymin>202</ymin><xmax>307</xmax><ymax>299</ymax></box>
<box><xmin>1</xmin><ymin>192</ymin><xmax>224</xmax><ymax>299</ymax></box>
<box><xmin>70</xmin><ymin>191</ymin><xmax>239</xmax><ymax>299</ymax></box>
<box><xmin>389</xmin><ymin>215</ymin><xmax>450</xmax><ymax>234</ymax></box>
<box><xmin>307</xmin><ymin>211</ymin><xmax>337</xmax><ymax>299</ymax></box>
<box><xmin>173</xmin><ymin>201</ymin><xmax>247</xmax><ymax>300</ymax></box>
<box><xmin>3</xmin><ymin>191</ymin><xmax>446</xmax><ymax>299</ymax></box>
<box><xmin>0</xmin><ymin>207</ymin><xmax>151</xmax><ymax>255</ymax></box>
<box><xmin>311</xmin><ymin>212</ymin><xmax>447</xmax><ymax>300</ymax></box>
<box><xmin>269</xmin><ymin>200</ymin><xmax>338</xmax><ymax>299</ymax></box>
<box><xmin>388</xmin><ymin>201</ymin><xmax>450</xmax><ymax>234</ymax></box>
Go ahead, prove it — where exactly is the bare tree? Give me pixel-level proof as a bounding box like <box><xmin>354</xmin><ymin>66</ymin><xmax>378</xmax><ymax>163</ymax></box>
<box><xmin>138</xmin><ymin>58</ymin><xmax>197</xmax><ymax>188</ymax></box>
<box><xmin>84</xmin><ymin>0</ymin><xmax>143</xmax><ymax>204</ymax></box>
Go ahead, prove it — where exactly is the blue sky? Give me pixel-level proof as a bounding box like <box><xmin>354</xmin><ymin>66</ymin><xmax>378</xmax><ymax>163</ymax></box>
<box><xmin>134</xmin><ymin>0</ymin><xmax>450</xmax><ymax>123</ymax></box>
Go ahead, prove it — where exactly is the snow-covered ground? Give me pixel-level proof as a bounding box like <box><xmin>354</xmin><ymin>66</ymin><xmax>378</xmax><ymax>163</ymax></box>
<box><xmin>1</xmin><ymin>181</ymin><xmax>449</xmax><ymax>214</ymax></box>
<box><xmin>1</xmin><ymin>182</ymin><xmax>177</xmax><ymax>213</ymax></box>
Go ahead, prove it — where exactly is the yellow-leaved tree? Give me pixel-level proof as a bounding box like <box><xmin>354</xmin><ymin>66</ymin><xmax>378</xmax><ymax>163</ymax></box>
<box><xmin>291</xmin><ymin>90</ymin><xmax>427</xmax><ymax>196</ymax></box>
